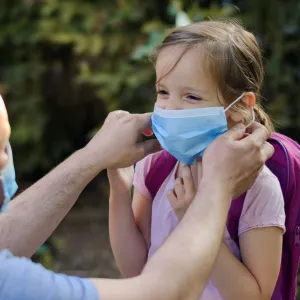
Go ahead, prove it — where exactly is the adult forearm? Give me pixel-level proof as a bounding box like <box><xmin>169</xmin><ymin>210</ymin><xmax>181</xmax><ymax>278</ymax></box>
<box><xmin>142</xmin><ymin>180</ymin><xmax>232</xmax><ymax>300</ymax></box>
<box><xmin>109</xmin><ymin>192</ymin><xmax>148</xmax><ymax>277</ymax></box>
<box><xmin>0</xmin><ymin>148</ymin><xmax>103</xmax><ymax>257</ymax></box>
<box><xmin>211</xmin><ymin>243</ymin><xmax>262</xmax><ymax>300</ymax></box>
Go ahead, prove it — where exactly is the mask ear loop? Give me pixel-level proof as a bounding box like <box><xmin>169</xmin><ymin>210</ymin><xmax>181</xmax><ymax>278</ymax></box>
<box><xmin>246</xmin><ymin>107</ymin><xmax>255</xmax><ymax>129</ymax></box>
<box><xmin>224</xmin><ymin>92</ymin><xmax>255</xmax><ymax>129</ymax></box>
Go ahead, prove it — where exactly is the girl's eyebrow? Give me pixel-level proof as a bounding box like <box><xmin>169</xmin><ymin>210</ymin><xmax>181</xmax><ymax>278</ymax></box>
<box><xmin>156</xmin><ymin>83</ymin><xmax>168</xmax><ymax>90</ymax></box>
<box><xmin>155</xmin><ymin>82</ymin><xmax>207</xmax><ymax>97</ymax></box>
<box><xmin>184</xmin><ymin>86</ymin><xmax>206</xmax><ymax>94</ymax></box>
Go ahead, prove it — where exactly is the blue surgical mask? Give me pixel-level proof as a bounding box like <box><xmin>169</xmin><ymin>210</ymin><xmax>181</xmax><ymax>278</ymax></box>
<box><xmin>0</xmin><ymin>142</ymin><xmax>18</xmax><ymax>212</ymax></box>
<box><xmin>152</xmin><ymin>93</ymin><xmax>254</xmax><ymax>165</ymax></box>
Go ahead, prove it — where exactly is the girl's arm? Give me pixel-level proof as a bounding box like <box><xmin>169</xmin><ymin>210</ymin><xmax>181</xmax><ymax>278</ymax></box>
<box><xmin>211</xmin><ymin>227</ymin><xmax>283</xmax><ymax>300</ymax></box>
<box><xmin>132</xmin><ymin>189</ymin><xmax>152</xmax><ymax>249</ymax></box>
<box><xmin>108</xmin><ymin>168</ymin><xmax>152</xmax><ymax>278</ymax></box>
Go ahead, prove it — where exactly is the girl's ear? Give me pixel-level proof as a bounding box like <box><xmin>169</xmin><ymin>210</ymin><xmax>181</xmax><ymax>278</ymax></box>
<box><xmin>226</xmin><ymin>92</ymin><xmax>256</xmax><ymax>126</ymax></box>
<box><xmin>242</xmin><ymin>92</ymin><xmax>256</xmax><ymax>108</ymax></box>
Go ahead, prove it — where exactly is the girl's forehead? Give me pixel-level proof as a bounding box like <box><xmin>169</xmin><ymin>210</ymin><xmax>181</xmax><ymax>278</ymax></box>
<box><xmin>155</xmin><ymin>45</ymin><xmax>215</xmax><ymax>90</ymax></box>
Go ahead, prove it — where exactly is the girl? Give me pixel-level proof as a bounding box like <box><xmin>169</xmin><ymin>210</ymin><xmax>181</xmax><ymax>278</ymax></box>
<box><xmin>108</xmin><ymin>20</ymin><xmax>285</xmax><ymax>300</ymax></box>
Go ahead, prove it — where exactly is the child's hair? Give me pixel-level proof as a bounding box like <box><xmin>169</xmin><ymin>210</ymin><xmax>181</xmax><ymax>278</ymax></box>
<box><xmin>151</xmin><ymin>20</ymin><xmax>274</xmax><ymax>133</ymax></box>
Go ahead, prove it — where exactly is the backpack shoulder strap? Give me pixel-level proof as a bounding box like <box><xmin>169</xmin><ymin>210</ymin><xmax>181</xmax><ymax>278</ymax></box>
<box><xmin>227</xmin><ymin>194</ymin><xmax>246</xmax><ymax>249</ymax></box>
<box><xmin>145</xmin><ymin>151</ymin><xmax>177</xmax><ymax>200</ymax></box>
<box><xmin>266</xmin><ymin>133</ymin><xmax>300</xmax><ymax>300</ymax></box>
<box><xmin>227</xmin><ymin>133</ymin><xmax>291</xmax><ymax>250</ymax></box>
<box><xmin>266</xmin><ymin>133</ymin><xmax>291</xmax><ymax>198</ymax></box>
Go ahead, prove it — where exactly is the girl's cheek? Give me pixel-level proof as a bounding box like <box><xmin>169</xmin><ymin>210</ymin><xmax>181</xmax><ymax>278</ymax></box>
<box><xmin>226</xmin><ymin>110</ymin><xmax>245</xmax><ymax>129</ymax></box>
<box><xmin>155</xmin><ymin>98</ymin><xmax>167</xmax><ymax>109</ymax></box>
<box><xmin>226</xmin><ymin>115</ymin><xmax>241</xmax><ymax>129</ymax></box>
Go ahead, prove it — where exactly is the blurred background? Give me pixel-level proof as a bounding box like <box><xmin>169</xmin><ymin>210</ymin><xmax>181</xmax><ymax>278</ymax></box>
<box><xmin>1</xmin><ymin>0</ymin><xmax>300</xmax><ymax>286</ymax></box>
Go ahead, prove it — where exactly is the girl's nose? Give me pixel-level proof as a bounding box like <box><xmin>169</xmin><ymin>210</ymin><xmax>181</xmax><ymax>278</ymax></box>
<box><xmin>166</xmin><ymin>97</ymin><xmax>182</xmax><ymax>110</ymax></box>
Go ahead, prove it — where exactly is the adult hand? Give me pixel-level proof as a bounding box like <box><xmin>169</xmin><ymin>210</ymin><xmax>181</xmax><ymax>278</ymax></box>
<box><xmin>84</xmin><ymin>111</ymin><xmax>160</xmax><ymax>169</ymax></box>
<box><xmin>0</xmin><ymin>95</ymin><xmax>11</xmax><ymax>170</ymax></box>
<box><xmin>201</xmin><ymin>122</ymin><xmax>274</xmax><ymax>199</ymax></box>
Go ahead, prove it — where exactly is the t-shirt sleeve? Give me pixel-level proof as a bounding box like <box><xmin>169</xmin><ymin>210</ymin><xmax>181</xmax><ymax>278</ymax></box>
<box><xmin>238</xmin><ymin>167</ymin><xmax>286</xmax><ymax>236</ymax></box>
<box><xmin>0</xmin><ymin>250</ymin><xmax>99</xmax><ymax>300</ymax></box>
<box><xmin>133</xmin><ymin>152</ymin><xmax>162</xmax><ymax>200</ymax></box>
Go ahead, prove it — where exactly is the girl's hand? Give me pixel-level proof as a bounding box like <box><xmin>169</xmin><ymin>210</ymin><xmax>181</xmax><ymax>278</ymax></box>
<box><xmin>107</xmin><ymin>166</ymin><xmax>134</xmax><ymax>196</ymax></box>
<box><xmin>167</xmin><ymin>165</ymin><xmax>197</xmax><ymax>221</ymax></box>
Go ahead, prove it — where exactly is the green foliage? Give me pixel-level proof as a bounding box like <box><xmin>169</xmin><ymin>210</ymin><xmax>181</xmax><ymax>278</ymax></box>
<box><xmin>0</xmin><ymin>0</ymin><xmax>161</xmax><ymax>178</ymax></box>
<box><xmin>236</xmin><ymin>0</ymin><xmax>300</xmax><ymax>132</ymax></box>
<box><xmin>32</xmin><ymin>243</ymin><xmax>54</xmax><ymax>270</ymax></box>
<box><xmin>0</xmin><ymin>0</ymin><xmax>300</xmax><ymax>179</ymax></box>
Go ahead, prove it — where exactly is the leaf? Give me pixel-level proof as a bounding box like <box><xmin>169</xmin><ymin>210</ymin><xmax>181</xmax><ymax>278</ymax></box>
<box><xmin>176</xmin><ymin>11</ymin><xmax>192</xmax><ymax>27</ymax></box>
<box><xmin>131</xmin><ymin>44</ymin><xmax>153</xmax><ymax>60</ymax></box>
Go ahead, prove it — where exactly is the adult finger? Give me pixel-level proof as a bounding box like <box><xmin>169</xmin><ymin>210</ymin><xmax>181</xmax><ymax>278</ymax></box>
<box><xmin>246</xmin><ymin>121</ymin><xmax>265</xmax><ymax>134</ymax></box>
<box><xmin>0</xmin><ymin>122</ymin><xmax>10</xmax><ymax>145</ymax></box>
<box><xmin>182</xmin><ymin>166</ymin><xmax>196</xmax><ymax>197</ymax></box>
<box><xmin>223</xmin><ymin>123</ymin><xmax>246</xmax><ymax>141</ymax></box>
<box><xmin>245</xmin><ymin>122</ymin><xmax>270</xmax><ymax>145</ymax></box>
<box><xmin>261</xmin><ymin>142</ymin><xmax>274</xmax><ymax>161</ymax></box>
<box><xmin>142</xmin><ymin>128</ymin><xmax>154</xmax><ymax>137</ymax></box>
<box><xmin>0</xmin><ymin>95</ymin><xmax>8</xmax><ymax>117</ymax></box>
<box><xmin>115</xmin><ymin>110</ymin><xmax>129</xmax><ymax>118</ymax></box>
<box><xmin>0</xmin><ymin>152</ymin><xmax>8</xmax><ymax>170</ymax></box>
<box><xmin>247</xmin><ymin>122</ymin><xmax>271</xmax><ymax>143</ymax></box>
<box><xmin>133</xmin><ymin>139</ymin><xmax>161</xmax><ymax>164</ymax></box>
<box><xmin>107</xmin><ymin>110</ymin><xmax>129</xmax><ymax>122</ymax></box>
<box><xmin>0</xmin><ymin>96</ymin><xmax>10</xmax><ymax>143</ymax></box>
<box><xmin>133</xmin><ymin>113</ymin><xmax>153</xmax><ymax>133</ymax></box>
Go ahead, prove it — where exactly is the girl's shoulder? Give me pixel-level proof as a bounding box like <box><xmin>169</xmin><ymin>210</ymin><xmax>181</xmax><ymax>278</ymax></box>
<box><xmin>249</xmin><ymin>165</ymin><xmax>282</xmax><ymax>196</ymax></box>
<box><xmin>238</xmin><ymin>165</ymin><xmax>286</xmax><ymax>235</ymax></box>
<box><xmin>135</xmin><ymin>151</ymin><xmax>164</xmax><ymax>174</ymax></box>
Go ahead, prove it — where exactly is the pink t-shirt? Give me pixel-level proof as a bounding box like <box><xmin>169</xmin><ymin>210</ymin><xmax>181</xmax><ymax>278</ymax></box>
<box><xmin>133</xmin><ymin>151</ymin><xmax>286</xmax><ymax>300</ymax></box>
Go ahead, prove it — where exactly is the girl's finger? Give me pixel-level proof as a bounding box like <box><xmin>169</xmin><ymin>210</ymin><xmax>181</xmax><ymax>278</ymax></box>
<box><xmin>196</xmin><ymin>160</ymin><xmax>203</xmax><ymax>186</ymax></box>
<box><xmin>182</xmin><ymin>166</ymin><xmax>196</xmax><ymax>198</ymax></box>
<box><xmin>174</xmin><ymin>177</ymin><xmax>185</xmax><ymax>200</ymax></box>
<box><xmin>167</xmin><ymin>190</ymin><xmax>178</xmax><ymax>208</ymax></box>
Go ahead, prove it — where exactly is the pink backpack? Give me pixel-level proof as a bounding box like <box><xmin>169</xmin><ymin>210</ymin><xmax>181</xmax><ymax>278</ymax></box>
<box><xmin>145</xmin><ymin>133</ymin><xmax>300</xmax><ymax>300</ymax></box>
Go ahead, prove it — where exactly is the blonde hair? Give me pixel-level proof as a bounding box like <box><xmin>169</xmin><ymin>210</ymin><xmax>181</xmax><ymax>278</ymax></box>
<box><xmin>151</xmin><ymin>20</ymin><xmax>274</xmax><ymax>133</ymax></box>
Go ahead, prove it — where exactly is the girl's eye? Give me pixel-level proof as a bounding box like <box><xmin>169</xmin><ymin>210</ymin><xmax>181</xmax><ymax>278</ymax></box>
<box><xmin>157</xmin><ymin>90</ymin><xmax>169</xmax><ymax>96</ymax></box>
<box><xmin>187</xmin><ymin>95</ymin><xmax>201</xmax><ymax>101</ymax></box>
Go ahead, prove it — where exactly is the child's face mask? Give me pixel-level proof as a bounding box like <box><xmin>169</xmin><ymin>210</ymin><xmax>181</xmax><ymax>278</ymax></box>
<box><xmin>151</xmin><ymin>93</ymin><xmax>254</xmax><ymax>165</ymax></box>
<box><xmin>0</xmin><ymin>143</ymin><xmax>18</xmax><ymax>212</ymax></box>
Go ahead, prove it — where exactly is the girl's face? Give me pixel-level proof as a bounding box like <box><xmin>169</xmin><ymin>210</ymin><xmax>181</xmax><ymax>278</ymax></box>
<box><xmin>155</xmin><ymin>45</ymin><xmax>255</xmax><ymax>127</ymax></box>
<box><xmin>155</xmin><ymin>45</ymin><xmax>223</xmax><ymax>110</ymax></box>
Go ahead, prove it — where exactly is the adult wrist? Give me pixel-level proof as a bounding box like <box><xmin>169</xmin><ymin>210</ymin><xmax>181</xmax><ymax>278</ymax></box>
<box><xmin>79</xmin><ymin>145</ymin><xmax>107</xmax><ymax>173</ymax></box>
<box><xmin>70</xmin><ymin>148</ymin><xmax>105</xmax><ymax>186</ymax></box>
<box><xmin>198</xmin><ymin>175</ymin><xmax>233</xmax><ymax>206</ymax></box>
